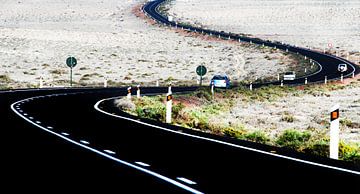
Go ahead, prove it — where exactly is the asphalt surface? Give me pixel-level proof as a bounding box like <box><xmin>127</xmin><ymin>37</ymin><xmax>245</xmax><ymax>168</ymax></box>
<box><xmin>1</xmin><ymin>0</ymin><xmax>360</xmax><ymax>193</ymax></box>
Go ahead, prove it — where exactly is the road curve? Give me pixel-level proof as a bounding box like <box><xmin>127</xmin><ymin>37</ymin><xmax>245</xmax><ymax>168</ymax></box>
<box><xmin>2</xmin><ymin>0</ymin><xmax>360</xmax><ymax>193</ymax></box>
<box><xmin>143</xmin><ymin>0</ymin><xmax>360</xmax><ymax>87</ymax></box>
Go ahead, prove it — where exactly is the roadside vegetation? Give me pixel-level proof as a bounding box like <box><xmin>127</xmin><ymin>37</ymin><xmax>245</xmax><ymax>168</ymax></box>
<box><xmin>116</xmin><ymin>82</ymin><xmax>360</xmax><ymax>163</ymax></box>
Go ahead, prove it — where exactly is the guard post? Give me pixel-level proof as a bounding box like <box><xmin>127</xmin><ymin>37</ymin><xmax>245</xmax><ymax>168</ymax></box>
<box><xmin>166</xmin><ymin>92</ymin><xmax>172</xmax><ymax>123</ymax></box>
<box><xmin>330</xmin><ymin>104</ymin><xmax>340</xmax><ymax>159</ymax></box>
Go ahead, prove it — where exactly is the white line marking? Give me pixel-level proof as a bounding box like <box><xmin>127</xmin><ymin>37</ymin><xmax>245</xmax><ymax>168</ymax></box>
<box><xmin>10</xmin><ymin>97</ymin><xmax>203</xmax><ymax>194</ymax></box>
<box><xmin>28</xmin><ymin>117</ymin><xmax>34</xmax><ymax>119</ymax></box>
<box><xmin>103</xmin><ymin>149</ymin><xmax>116</xmax><ymax>154</ymax></box>
<box><xmin>80</xmin><ymin>140</ymin><xmax>90</xmax><ymax>145</ymax></box>
<box><xmin>61</xmin><ymin>132</ymin><xmax>69</xmax><ymax>136</ymax></box>
<box><xmin>94</xmin><ymin>96</ymin><xmax>360</xmax><ymax>176</ymax></box>
<box><xmin>23</xmin><ymin>113</ymin><xmax>28</xmax><ymax>116</ymax></box>
<box><xmin>135</xmin><ymin>161</ymin><xmax>151</xmax><ymax>167</ymax></box>
<box><xmin>177</xmin><ymin>177</ymin><xmax>197</xmax><ymax>185</ymax></box>
<box><xmin>47</xmin><ymin>126</ymin><xmax>53</xmax><ymax>129</ymax></box>
<box><xmin>36</xmin><ymin>121</ymin><xmax>41</xmax><ymax>124</ymax></box>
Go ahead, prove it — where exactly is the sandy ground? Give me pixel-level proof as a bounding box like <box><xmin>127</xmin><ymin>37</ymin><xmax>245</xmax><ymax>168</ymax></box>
<box><xmin>0</xmin><ymin>0</ymin><xmax>300</xmax><ymax>88</ymax></box>
<box><xmin>208</xmin><ymin>79</ymin><xmax>360</xmax><ymax>144</ymax></box>
<box><xmin>166</xmin><ymin>0</ymin><xmax>360</xmax><ymax>65</ymax></box>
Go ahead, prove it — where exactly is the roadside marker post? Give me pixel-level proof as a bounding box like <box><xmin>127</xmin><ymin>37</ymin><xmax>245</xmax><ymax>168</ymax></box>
<box><xmin>39</xmin><ymin>77</ymin><xmax>43</xmax><ymax>88</ymax></box>
<box><xmin>341</xmin><ymin>74</ymin><xmax>343</xmax><ymax>82</ymax></box>
<box><xmin>156</xmin><ymin>80</ymin><xmax>159</xmax><ymax>87</ymax></box>
<box><xmin>127</xmin><ymin>87</ymin><xmax>132</xmax><ymax>99</ymax></box>
<box><xmin>330</xmin><ymin>104</ymin><xmax>340</xmax><ymax>160</ymax></box>
<box><xmin>353</xmin><ymin>72</ymin><xmax>355</xmax><ymax>78</ymax></box>
<box><xmin>249</xmin><ymin>82</ymin><xmax>253</xmax><ymax>91</ymax></box>
<box><xmin>286</xmin><ymin>48</ymin><xmax>288</xmax><ymax>52</ymax></box>
<box><xmin>280</xmin><ymin>80</ymin><xmax>283</xmax><ymax>87</ymax></box>
<box><xmin>211</xmin><ymin>82</ymin><xmax>214</xmax><ymax>98</ymax></box>
<box><xmin>104</xmin><ymin>78</ymin><xmax>108</xmax><ymax>88</ymax></box>
<box><xmin>305</xmin><ymin>77</ymin><xmax>308</xmax><ymax>85</ymax></box>
<box><xmin>166</xmin><ymin>92</ymin><xmax>172</xmax><ymax>124</ymax></box>
<box><xmin>325</xmin><ymin>76</ymin><xmax>327</xmax><ymax>84</ymax></box>
<box><xmin>305</xmin><ymin>68</ymin><xmax>307</xmax><ymax>73</ymax></box>
<box><xmin>168</xmin><ymin>82</ymin><xmax>172</xmax><ymax>93</ymax></box>
<box><xmin>277</xmin><ymin>73</ymin><xmax>280</xmax><ymax>81</ymax></box>
<box><xmin>137</xmin><ymin>85</ymin><xmax>141</xmax><ymax>98</ymax></box>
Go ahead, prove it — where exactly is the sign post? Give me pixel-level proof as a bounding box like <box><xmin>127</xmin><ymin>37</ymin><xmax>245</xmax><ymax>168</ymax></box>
<box><xmin>330</xmin><ymin>104</ymin><xmax>340</xmax><ymax>159</ymax></box>
<box><xmin>66</xmin><ymin>57</ymin><xmax>77</xmax><ymax>87</ymax></box>
<box><xmin>166</xmin><ymin>92</ymin><xmax>172</xmax><ymax>123</ymax></box>
<box><xmin>196</xmin><ymin>65</ymin><xmax>207</xmax><ymax>86</ymax></box>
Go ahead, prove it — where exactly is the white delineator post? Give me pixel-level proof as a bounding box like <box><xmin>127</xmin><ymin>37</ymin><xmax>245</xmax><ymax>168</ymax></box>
<box><xmin>127</xmin><ymin>87</ymin><xmax>131</xmax><ymax>99</ymax></box>
<box><xmin>104</xmin><ymin>78</ymin><xmax>108</xmax><ymax>88</ymax></box>
<box><xmin>277</xmin><ymin>74</ymin><xmax>280</xmax><ymax>81</ymax></box>
<box><xmin>280</xmin><ymin>80</ymin><xmax>283</xmax><ymax>87</ymax></box>
<box><xmin>305</xmin><ymin>68</ymin><xmax>307</xmax><ymax>73</ymax></box>
<box><xmin>352</xmin><ymin>72</ymin><xmax>355</xmax><ymax>78</ymax></box>
<box><xmin>168</xmin><ymin>83</ymin><xmax>172</xmax><ymax>93</ymax></box>
<box><xmin>330</xmin><ymin>104</ymin><xmax>340</xmax><ymax>159</ymax></box>
<box><xmin>249</xmin><ymin>82</ymin><xmax>253</xmax><ymax>91</ymax></box>
<box><xmin>39</xmin><ymin>77</ymin><xmax>43</xmax><ymax>88</ymax></box>
<box><xmin>156</xmin><ymin>80</ymin><xmax>159</xmax><ymax>87</ymax></box>
<box><xmin>325</xmin><ymin>76</ymin><xmax>327</xmax><ymax>84</ymax></box>
<box><xmin>305</xmin><ymin>77</ymin><xmax>308</xmax><ymax>85</ymax></box>
<box><xmin>341</xmin><ymin>74</ymin><xmax>343</xmax><ymax>82</ymax></box>
<box><xmin>166</xmin><ymin>92</ymin><xmax>172</xmax><ymax>124</ymax></box>
<box><xmin>137</xmin><ymin>85</ymin><xmax>141</xmax><ymax>98</ymax></box>
<box><xmin>211</xmin><ymin>82</ymin><xmax>214</xmax><ymax>97</ymax></box>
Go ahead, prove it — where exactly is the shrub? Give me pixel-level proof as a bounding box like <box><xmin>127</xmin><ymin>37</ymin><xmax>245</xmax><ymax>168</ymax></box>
<box><xmin>281</xmin><ymin>112</ymin><xmax>295</xmax><ymax>123</ymax></box>
<box><xmin>114</xmin><ymin>98</ymin><xmax>135</xmax><ymax>111</ymax></box>
<box><xmin>304</xmin><ymin>139</ymin><xmax>329</xmax><ymax>157</ymax></box>
<box><xmin>172</xmin><ymin>102</ymin><xmax>185</xmax><ymax>119</ymax></box>
<box><xmin>340</xmin><ymin>118</ymin><xmax>353</xmax><ymax>128</ymax></box>
<box><xmin>276</xmin><ymin>129</ymin><xmax>311</xmax><ymax>150</ymax></box>
<box><xmin>222</xmin><ymin>127</ymin><xmax>246</xmax><ymax>139</ymax></box>
<box><xmin>339</xmin><ymin>141</ymin><xmax>360</xmax><ymax>162</ymax></box>
<box><xmin>245</xmin><ymin>131</ymin><xmax>270</xmax><ymax>144</ymax></box>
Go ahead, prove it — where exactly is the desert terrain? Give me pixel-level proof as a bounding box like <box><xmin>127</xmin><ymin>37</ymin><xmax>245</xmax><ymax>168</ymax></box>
<box><xmin>0</xmin><ymin>0</ymin><xmax>301</xmax><ymax>89</ymax></box>
<box><xmin>166</xmin><ymin>0</ymin><xmax>360</xmax><ymax>65</ymax></box>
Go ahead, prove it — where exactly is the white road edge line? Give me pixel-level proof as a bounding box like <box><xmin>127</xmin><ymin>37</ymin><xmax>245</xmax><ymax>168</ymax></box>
<box><xmin>103</xmin><ymin>149</ymin><xmax>116</xmax><ymax>154</ymax></box>
<box><xmin>10</xmin><ymin>96</ymin><xmax>203</xmax><ymax>194</ymax></box>
<box><xmin>94</xmin><ymin>96</ymin><xmax>360</xmax><ymax>176</ymax></box>
<box><xmin>177</xmin><ymin>177</ymin><xmax>197</xmax><ymax>185</ymax></box>
<box><xmin>135</xmin><ymin>161</ymin><xmax>151</xmax><ymax>167</ymax></box>
<box><xmin>80</xmin><ymin>140</ymin><xmax>90</xmax><ymax>145</ymax></box>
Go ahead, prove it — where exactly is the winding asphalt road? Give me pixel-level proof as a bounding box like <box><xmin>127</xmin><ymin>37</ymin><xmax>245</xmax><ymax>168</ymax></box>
<box><xmin>2</xmin><ymin>0</ymin><xmax>360</xmax><ymax>193</ymax></box>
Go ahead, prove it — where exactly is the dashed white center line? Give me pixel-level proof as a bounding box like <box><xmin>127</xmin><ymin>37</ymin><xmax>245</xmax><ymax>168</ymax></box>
<box><xmin>61</xmin><ymin>132</ymin><xmax>69</xmax><ymax>136</ymax></box>
<box><xmin>176</xmin><ymin>177</ymin><xmax>197</xmax><ymax>185</ymax></box>
<box><xmin>80</xmin><ymin>140</ymin><xmax>90</xmax><ymax>145</ymax></box>
<box><xmin>135</xmin><ymin>161</ymin><xmax>151</xmax><ymax>167</ymax></box>
<box><xmin>23</xmin><ymin>113</ymin><xmax>28</xmax><ymax>116</ymax></box>
<box><xmin>29</xmin><ymin>117</ymin><xmax>34</xmax><ymax>120</ymax></box>
<box><xmin>36</xmin><ymin>121</ymin><xmax>41</xmax><ymax>124</ymax></box>
<box><xmin>103</xmin><ymin>150</ymin><xmax>116</xmax><ymax>154</ymax></box>
<box><xmin>47</xmin><ymin>126</ymin><xmax>53</xmax><ymax>129</ymax></box>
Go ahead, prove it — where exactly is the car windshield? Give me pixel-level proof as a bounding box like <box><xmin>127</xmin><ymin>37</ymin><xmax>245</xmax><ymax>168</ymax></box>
<box><xmin>213</xmin><ymin>75</ymin><xmax>226</xmax><ymax>80</ymax></box>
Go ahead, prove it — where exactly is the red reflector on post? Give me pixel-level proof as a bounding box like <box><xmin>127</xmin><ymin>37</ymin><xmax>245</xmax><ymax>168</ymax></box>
<box><xmin>330</xmin><ymin>109</ymin><xmax>339</xmax><ymax>121</ymax></box>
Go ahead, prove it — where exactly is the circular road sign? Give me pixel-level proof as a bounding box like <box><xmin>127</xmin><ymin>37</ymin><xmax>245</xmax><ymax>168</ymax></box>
<box><xmin>328</xmin><ymin>43</ymin><xmax>333</xmax><ymax>48</ymax></box>
<box><xmin>66</xmin><ymin>57</ymin><xmax>77</xmax><ymax>68</ymax></box>
<box><xmin>196</xmin><ymin>65</ymin><xmax>207</xmax><ymax>76</ymax></box>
